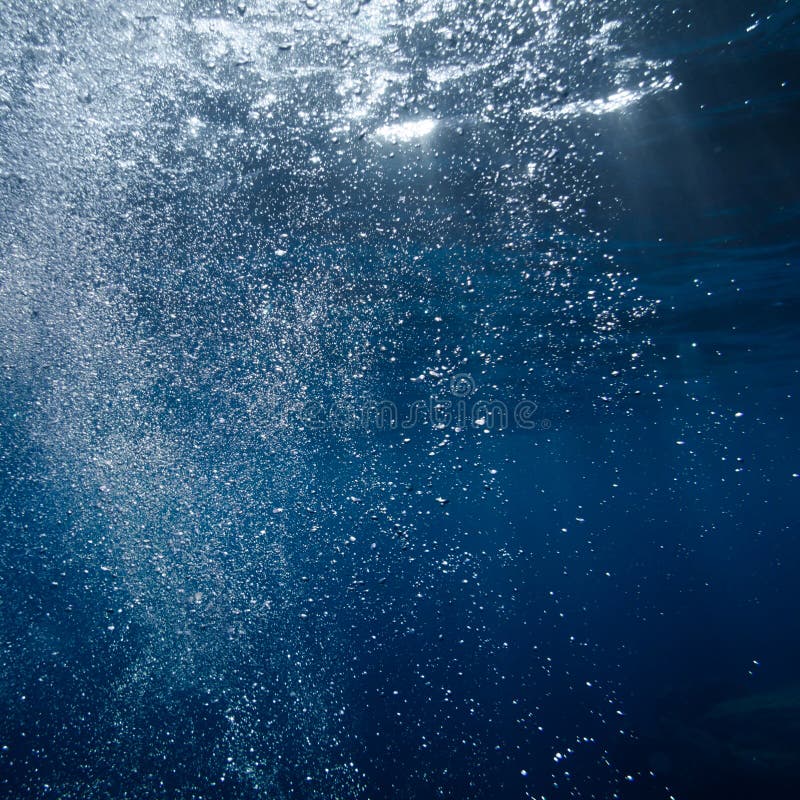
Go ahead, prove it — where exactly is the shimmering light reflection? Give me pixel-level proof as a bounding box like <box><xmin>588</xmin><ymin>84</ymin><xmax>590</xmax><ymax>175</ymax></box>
<box><xmin>375</xmin><ymin>118</ymin><xmax>438</xmax><ymax>140</ymax></box>
<box><xmin>526</xmin><ymin>74</ymin><xmax>677</xmax><ymax>118</ymax></box>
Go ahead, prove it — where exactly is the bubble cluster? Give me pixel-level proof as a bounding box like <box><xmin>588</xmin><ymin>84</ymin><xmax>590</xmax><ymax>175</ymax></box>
<box><xmin>0</xmin><ymin>0</ymin><xmax>678</xmax><ymax>797</ymax></box>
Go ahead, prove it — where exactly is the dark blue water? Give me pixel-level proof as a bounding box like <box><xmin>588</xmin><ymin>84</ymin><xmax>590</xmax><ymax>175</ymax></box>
<box><xmin>1</xmin><ymin>1</ymin><xmax>799</xmax><ymax>798</ymax></box>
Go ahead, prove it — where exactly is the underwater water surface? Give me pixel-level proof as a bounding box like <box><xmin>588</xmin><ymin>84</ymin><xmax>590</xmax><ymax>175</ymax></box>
<box><xmin>1</xmin><ymin>1</ymin><xmax>799</xmax><ymax>799</ymax></box>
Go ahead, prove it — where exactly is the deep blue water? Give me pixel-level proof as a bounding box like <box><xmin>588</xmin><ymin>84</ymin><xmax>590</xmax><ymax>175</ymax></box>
<box><xmin>1</xmin><ymin>1</ymin><xmax>799</xmax><ymax>798</ymax></box>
